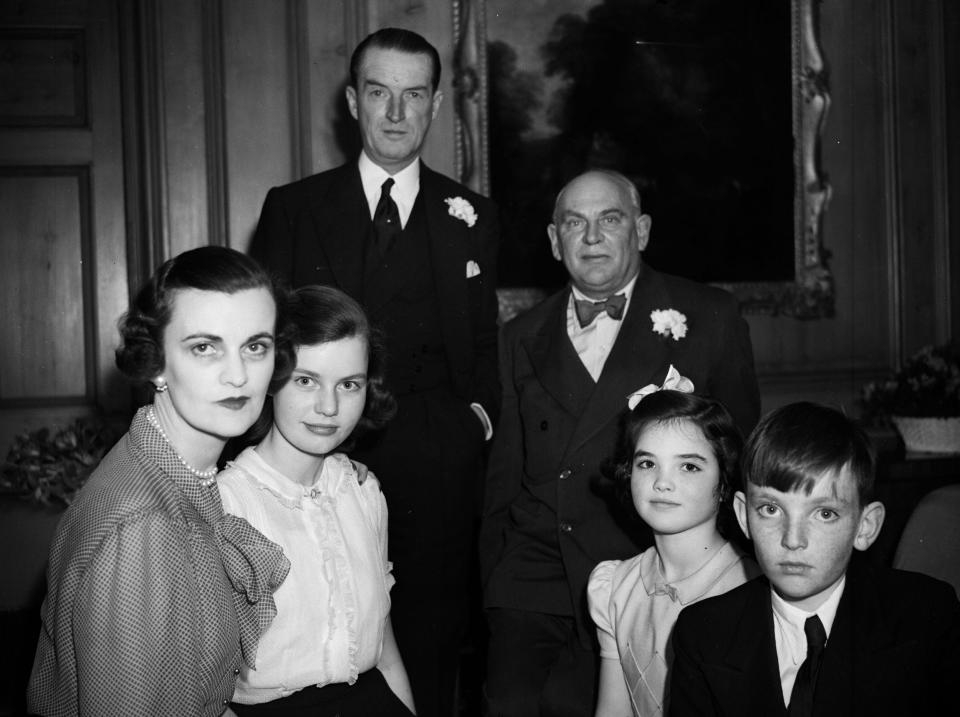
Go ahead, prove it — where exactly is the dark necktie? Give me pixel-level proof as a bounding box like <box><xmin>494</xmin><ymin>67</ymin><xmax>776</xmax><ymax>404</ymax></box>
<box><xmin>787</xmin><ymin>615</ymin><xmax>827</xmax><ymax>717</ymax></box>
<box><xmin>372</xmin><ymin>177</ymin><xmax>401</xmax><ymax>257</ymax></box>
<box><xmin>574</xmin><ymin>293</ymin><xmax>627</xmax><ymax>328</ymax></box>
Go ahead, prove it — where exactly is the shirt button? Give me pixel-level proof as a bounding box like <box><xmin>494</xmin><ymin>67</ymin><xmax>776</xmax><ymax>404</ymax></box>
<box><xmin>223</xmin><ymin>699</ymin><xmax>230</xmax><ymax>706</ymax></box>
<box><xmin>234</xmin><ymin>668</ymin><xmax>241</xmax><ymax>675</ymax></box>
<box><xmin>540</xmin><ymin>420</ymin><xmax>549</xmax><ymax>430</ymax></box>
<box><xmin>560</xmin><ymin>522</ymin><xmax>573</xmax><ymax>533</ymax></box>
<box><xmin>559</xmin><ymin>469</ymin><xmax>571</xmax><ymax>480</ymax></box>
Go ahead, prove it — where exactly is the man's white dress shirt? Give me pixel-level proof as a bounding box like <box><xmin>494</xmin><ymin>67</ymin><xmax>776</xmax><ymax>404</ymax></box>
<box><xmin>566</xmin><ymin>274</ymin><xmax>639</xmax><ymax>382</ymax></box>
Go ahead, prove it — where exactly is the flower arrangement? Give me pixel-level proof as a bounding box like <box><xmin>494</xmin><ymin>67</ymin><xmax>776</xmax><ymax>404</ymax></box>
<box><xmin>1</xmin><ymin>416</ymin><xmax>123</xmax><ymax>506</ymax></box>
<box><xmin>861</xmin><ymin>343</ymin><xmax>960</xmax><ymax>419</ymax></box>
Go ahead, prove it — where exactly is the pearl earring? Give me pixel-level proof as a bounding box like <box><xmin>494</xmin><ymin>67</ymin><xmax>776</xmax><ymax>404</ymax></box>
<box><xmin>154</xmin><ymin>379</ymin><xmax>168</xmax><ymax>393</ymax></box>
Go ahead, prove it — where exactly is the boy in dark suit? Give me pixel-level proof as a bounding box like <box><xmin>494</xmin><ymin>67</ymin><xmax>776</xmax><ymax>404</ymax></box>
<box><xmin>669</xmin><ymin>402</ymin><xmax>960</xmax><ymax>716</ymax></box>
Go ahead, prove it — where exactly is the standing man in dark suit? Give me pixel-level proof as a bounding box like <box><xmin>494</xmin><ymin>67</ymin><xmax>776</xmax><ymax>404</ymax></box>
<box><xmin>480</xmin><ymin>169</ymin><xmax>759</xmax><ymax>716</ymax></box>
<box><xmin>249</xmin><ymin>28</ymin><xmax>501</xmax><ymax>717</ymax></box>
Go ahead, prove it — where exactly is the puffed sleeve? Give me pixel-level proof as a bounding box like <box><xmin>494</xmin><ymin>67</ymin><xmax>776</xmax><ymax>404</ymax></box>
<box><xmin>73</xmin><ymin>511</ymin><xmax>214</xmax><ymax>715</ymax></box>
<box><xmin>360</xmin><ymin>470</ymin><xmax>394</xmax><ymax>591</ymax></box>
<box><xmin>588</xmin><ymin>560</ymin><xmax>620</xmax><ymax>660</ymax></box>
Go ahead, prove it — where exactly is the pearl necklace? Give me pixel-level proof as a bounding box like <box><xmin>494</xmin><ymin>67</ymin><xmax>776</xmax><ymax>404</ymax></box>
<box><xmin>147</xmin><ymin>407</ymin><xmax>219</xmax><ymax>487</ymax></box>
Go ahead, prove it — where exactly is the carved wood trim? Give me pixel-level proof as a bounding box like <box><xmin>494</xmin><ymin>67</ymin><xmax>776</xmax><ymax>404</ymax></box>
<box><xmin>451</xmin><ymin>0</ymin><xmax>489</xmax><ymax>196</ymax></box>
<box><xmin>119</xmin><ymin>0</ymin><xmax>168</xmax><ymax>291</ymax></box>
<box><xmin>202</xmin><ymin>0</ymin><xmax>228</xmax><ymax>246</ymax></box>
<box><xmin>724</xmin><ymin>0</ymin><xmax>834</xmax><ymax>318</ymax></box>
<box><xmin>879</xmin><ymin>0</ymin><xmax>904</xmax><ymax>368</ymax></box>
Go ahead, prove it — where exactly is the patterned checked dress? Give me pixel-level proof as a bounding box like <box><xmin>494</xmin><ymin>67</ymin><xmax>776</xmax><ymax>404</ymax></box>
<box><xmin>27</xmin><ymin>407</ymin><xmax>289</xmax><ymax>717</ymax></box>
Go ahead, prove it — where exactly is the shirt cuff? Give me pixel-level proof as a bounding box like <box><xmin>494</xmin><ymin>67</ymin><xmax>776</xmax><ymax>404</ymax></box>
<box><xmin>470</xmin><ymin>402</ymin><xmax>494</xmax><ymax>441</ymax></box>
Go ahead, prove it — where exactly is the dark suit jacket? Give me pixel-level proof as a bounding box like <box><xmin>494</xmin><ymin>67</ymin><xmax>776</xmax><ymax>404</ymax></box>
<box><xmin>669</xmin><ymin>557</ymin><xmax>960</xmax><ymax>717</ymax></box>
<box><xmin>249</xmin><ymin>160</ymin><xmax>501</xmax><ymax>424</ymax></box>
<box><xmin>480</xmin><ymin>266</ymin><xmax>759</xmax><ymax>637</ymax></box>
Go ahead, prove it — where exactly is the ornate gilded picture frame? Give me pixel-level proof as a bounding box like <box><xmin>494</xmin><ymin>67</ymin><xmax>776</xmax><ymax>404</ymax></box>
<box><xmin>450</xmin><ymin>0</ymin><xmax>832</xmax><ymax>322</ymax></box>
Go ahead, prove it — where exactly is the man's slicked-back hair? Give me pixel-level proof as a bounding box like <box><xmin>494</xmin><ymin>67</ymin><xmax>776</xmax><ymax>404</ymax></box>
<box><xmin>742</xmin><ymin>402</ymin><xmax>877</xmax><ymax>506</ymax></box>
<box><xmin>349</xmin><ymin>27</ymin><xmax>441</xmax><ymax>92</ymax></box>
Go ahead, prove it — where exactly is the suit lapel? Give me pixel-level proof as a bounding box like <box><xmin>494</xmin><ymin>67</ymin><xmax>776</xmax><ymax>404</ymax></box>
<box><xmin>525</xmin><ymin>290</ymin><xmax>595</xmax><ymax>418</ymax></box>
<box><xmin>308</xmin><ymin>163</ymin><xmax>368</xmax><ymax>298</ymax></box>
<box><xmin>815</xmin><ymin>575</ymin><xmax>858</xmax><ymax>716</ymax></box>
<box><xmin>713</xmin><ymin>580</ymin><xmax>787</xmax><ymax>716</ymax></box>
<box><xmin>420</xmin><ymin>164</ymin><xmax>472</xmax><ymax>361</ymax></box>
<box><xmin>814</xmin><ymin>561</ymin><xmax>903</xmax><ymax>717</ymax></box>
<box><xmin>566</xmin><ymin>267</ymin><xmax>672</xmax><ymax>452</ymax></box>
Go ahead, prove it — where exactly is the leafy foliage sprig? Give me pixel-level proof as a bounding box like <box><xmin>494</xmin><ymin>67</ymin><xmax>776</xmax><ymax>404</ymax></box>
<box><xmin>1</xmin><ymin>417</ymin><xmax>123</xmax><ymax>506</ymax></box>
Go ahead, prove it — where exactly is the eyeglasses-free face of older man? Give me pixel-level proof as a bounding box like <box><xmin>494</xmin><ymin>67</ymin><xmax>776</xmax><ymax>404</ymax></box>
<box><xmin>547</xmin><ymin>170</ymin><xmax>652</xmax><ymax>300</ymax></box>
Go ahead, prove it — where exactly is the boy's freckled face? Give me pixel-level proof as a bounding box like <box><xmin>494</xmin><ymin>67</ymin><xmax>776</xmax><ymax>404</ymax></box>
<box><xmin>735</xmin><ymin>468</ymin><xmax>868</xmax><ymax>612</ymax></box>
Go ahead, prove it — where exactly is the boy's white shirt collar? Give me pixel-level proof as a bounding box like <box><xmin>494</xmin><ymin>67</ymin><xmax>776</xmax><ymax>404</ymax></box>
<box><xmin>358</xmin><ymin>151</ymin><xmax>420</xmax><ymax>228</ymax></box>
<box><xmin>771</xmin><ymin>575</ymin><xmax>845</xmax><ymax>643</ymax></box>
<box><xmin>771</xmin><ymin>575</ymin><xmax>846</xmax><ymax>706</ymax></box>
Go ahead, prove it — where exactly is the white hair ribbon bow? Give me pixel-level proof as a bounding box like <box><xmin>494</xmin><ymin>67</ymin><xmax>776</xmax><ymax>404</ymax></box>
<box><xmin>626</xmin><ymin>364</ymin><xmax>695</xmax><ymax>410</ymax></box>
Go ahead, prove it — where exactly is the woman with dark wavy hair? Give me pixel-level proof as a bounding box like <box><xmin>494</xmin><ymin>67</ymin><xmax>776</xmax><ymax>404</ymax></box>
<box><xmin>28</xmin><ymin>246</ymin><xmax>293</xmax><ymax>717</ymax></box>
<box><xmin>217</xmin><ymin>285</ymin><xmax>413</xmax><ymax>716</ymax></box>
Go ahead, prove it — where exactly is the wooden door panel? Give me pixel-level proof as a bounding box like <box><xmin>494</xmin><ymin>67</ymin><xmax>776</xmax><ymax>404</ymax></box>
<box><xmin>0</xmin><ymin>0</ymin><xmax>128</xmax><ymax>454</ymax></box>
<box><xmin>0</xmin><ymin>169</ymin><xmax>92</xmax><ymax>402</ymax></box>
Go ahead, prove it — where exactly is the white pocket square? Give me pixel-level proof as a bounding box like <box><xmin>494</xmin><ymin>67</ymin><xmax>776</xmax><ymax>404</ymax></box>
<box><xmin>466</xmin><ymin>260</ymin><xmax>481</xmax><ymax>278</ymax></box>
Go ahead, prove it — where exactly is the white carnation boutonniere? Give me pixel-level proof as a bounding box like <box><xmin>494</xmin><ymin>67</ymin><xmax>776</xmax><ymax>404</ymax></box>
<box><xmin>650</xmin><ymin>308</ymin><xmax>688</xmax><ymax>341</ymax></box>
<box><xmin>445</xmin><ymin>196</ymin><xmax>477</xmax><ymax>227</ymax></box>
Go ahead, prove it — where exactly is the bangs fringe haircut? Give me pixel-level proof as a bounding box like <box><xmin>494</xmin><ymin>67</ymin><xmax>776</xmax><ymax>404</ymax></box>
<box><xmin>742</xmin><ymin>402</ymin><xmax>876</xmax><ymax>506</ymax></box>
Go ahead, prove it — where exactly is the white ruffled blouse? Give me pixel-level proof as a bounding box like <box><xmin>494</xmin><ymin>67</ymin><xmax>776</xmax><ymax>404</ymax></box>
<box><xmin>218</xmin><ymin>447</ymin><xmax>394</xmax><ymax>704</ymax></box>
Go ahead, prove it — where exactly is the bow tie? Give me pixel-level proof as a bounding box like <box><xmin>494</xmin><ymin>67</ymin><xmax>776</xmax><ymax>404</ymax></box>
<box><xmin>574</xmin><ymin>293</ymin><xmax>627</xmax><ymax>328</ymax></box>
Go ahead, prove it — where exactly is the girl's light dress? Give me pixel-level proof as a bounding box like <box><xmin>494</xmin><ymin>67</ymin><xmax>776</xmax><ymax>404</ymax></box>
<box><xmin>218</xmin><ymin>447</ymin><xmax>394</xmax><ymax>705</ymax></box>
<box><xmin>588</xmin><ymin>541</ymin><xmax>759</xmax><ymax>717</ymax></box>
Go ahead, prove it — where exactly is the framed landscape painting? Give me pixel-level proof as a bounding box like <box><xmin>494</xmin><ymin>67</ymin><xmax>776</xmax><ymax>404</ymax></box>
<box><xmin>450</xmin><ymin>0</ymin><xmax>832</xmax><ymax>320</ymax></box>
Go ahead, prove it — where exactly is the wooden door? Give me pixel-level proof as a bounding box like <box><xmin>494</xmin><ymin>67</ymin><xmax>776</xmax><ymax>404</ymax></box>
<box><xmin>0</xmin><ymin>0</ymin><xmax>130</xmax><ymax>454</ymax></box>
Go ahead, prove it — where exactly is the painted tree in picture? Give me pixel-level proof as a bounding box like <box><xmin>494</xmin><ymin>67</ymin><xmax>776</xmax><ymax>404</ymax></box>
<box><xmin>488</xmin><ymin>0</ymin><xmax>793</xmax><ymax>289</ymax></box>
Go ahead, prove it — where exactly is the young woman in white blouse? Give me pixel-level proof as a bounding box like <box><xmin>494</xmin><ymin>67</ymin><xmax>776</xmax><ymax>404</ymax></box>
<box><xmin>218</xmin><ymin>285</ymin><xmax>413</xmax><ymax>716</ymax></box>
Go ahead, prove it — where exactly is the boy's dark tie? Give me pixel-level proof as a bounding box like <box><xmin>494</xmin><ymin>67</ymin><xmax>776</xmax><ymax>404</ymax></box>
<box><xmin>787</xmin><ymin>615</ymin><xmax>827</xmax><ymax>717</ymax></box>
<box><xmin>372</xmin><ymin>177</ymin><xmax>400</xmax><ymax>257</ymax></box>
<box><xmin>574</xmin><ymin>293</ymin><xmax>627</xmax><ymax>328</ymax></box>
